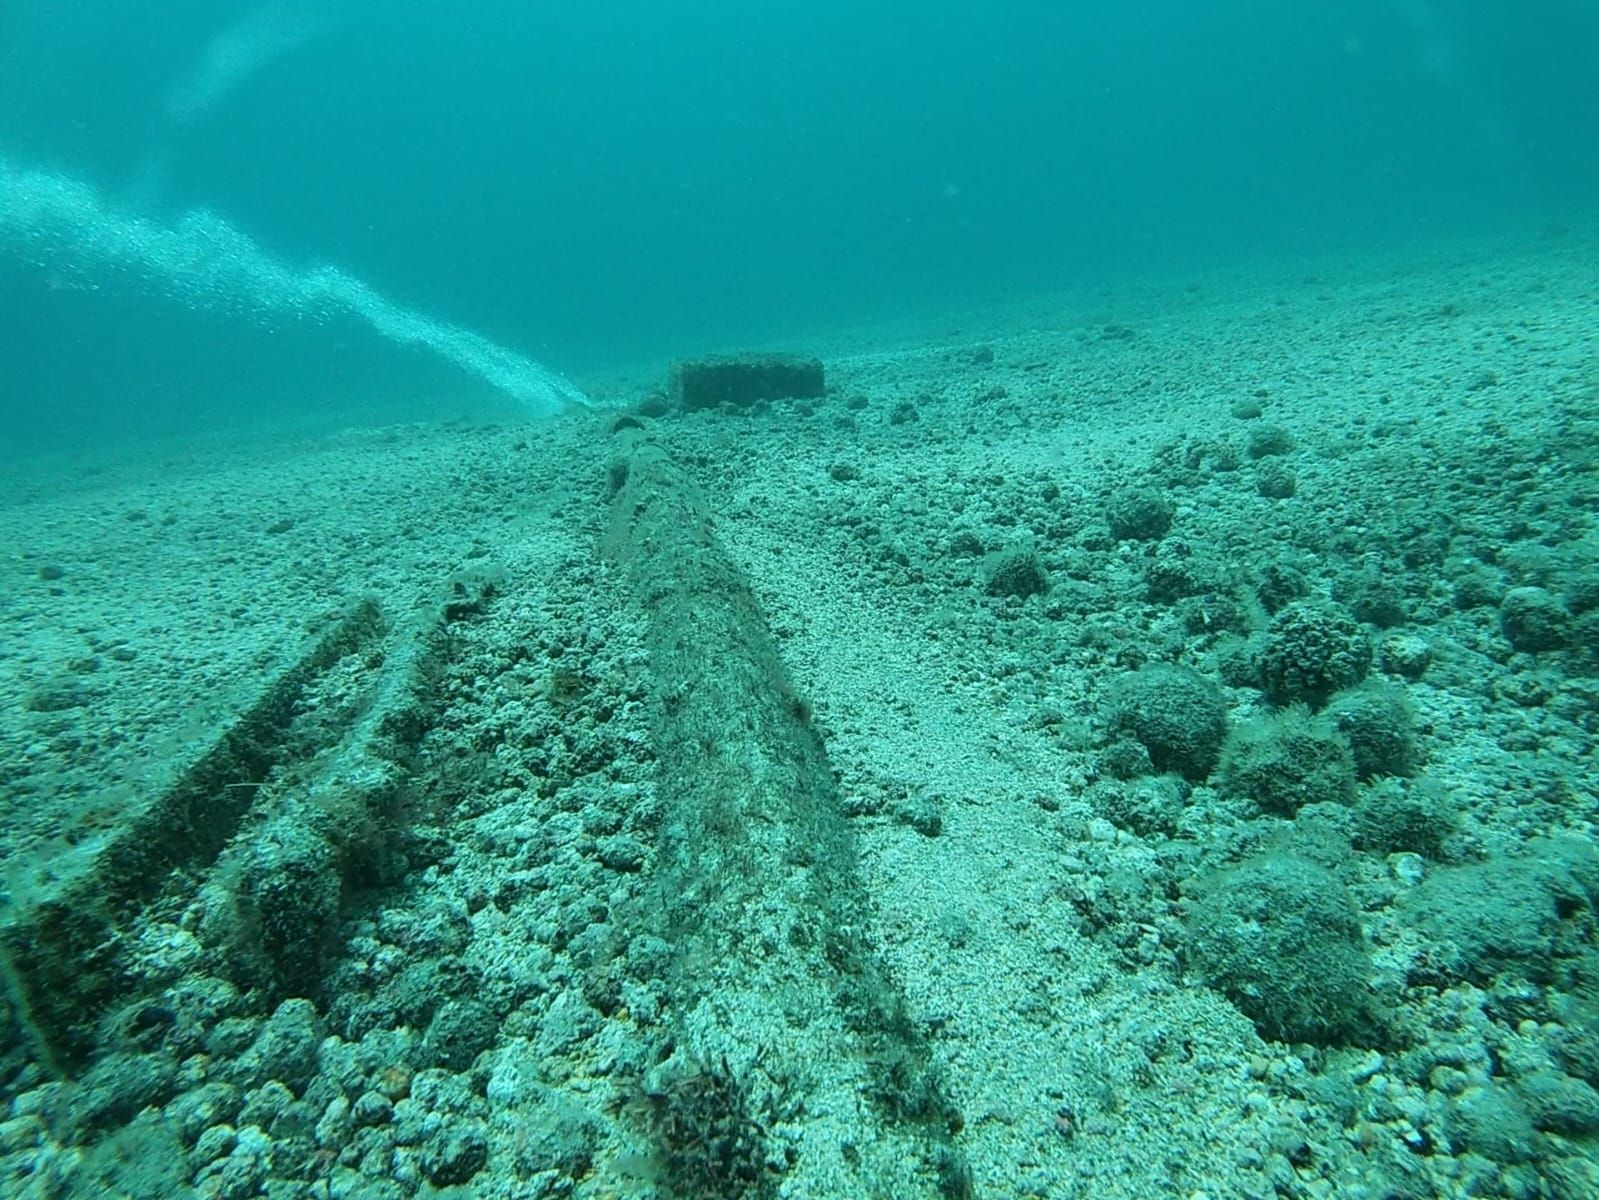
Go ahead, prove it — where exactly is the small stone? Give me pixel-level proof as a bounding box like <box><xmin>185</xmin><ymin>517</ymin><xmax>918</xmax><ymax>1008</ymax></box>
<box><xmin>1446</xmin><ymin>1083</ymin><xmax>1537</xmax><ymax>1164</ymax></box>
<box><xmin>1107</xmin><ymin>486</ymin><xmax>1175</xmax><ymax>541</ymax></box>
<box><xmin>896</xmin><ymin>795</ymin><xmax>944</xmax><ymax>837</ymax></box>
<box><xmin>594</xmin><ymin>835</ymin><xmax>646</xmax><ymax>873</ymax></box>
<box><xmin>237</xmin><ymin>998</ymin><xmax>322</xmax><ymax>1092</ymax></box>
<box><xmin>1499</xmin><ymin>587</ymin><xmax>1571</xmax><ymax>652</ymax></box>
<box><xmin>194</xmin><ymin>1124</ymin><xmax>237</xmax><ymax>1164</ymax></box>
<box><xmin>352</xmin><ymin>1090</ymin><xmax>394</xmax><ymax>1128</ymax></box>
<box><xmin>375</xmin><ymin>1065</ymin><xmax>412</xmax><ymax>1102</ymax></box>
<box><xmin>359</xmin><ymin>1140</ymin><xmax>396</xmax><ymax>1178</ymax></box>
<box><xmin>0</xmin><ymin>1115</ymin><xmax>46</xmax><ymax>1154</ymax></box>
<box><xmin>8</xmin><ymin>1084</ymin><xmax>66</xmax><ymax>1118</ymax></box>
<box><xmin>1378</xmin><ymin>634</ymin><xmax>1432</xmax><ymax>680</ymax></box>
<box><xmin>237</xmin><ymin>1080</ymin><xmax>295</xmax><ymax>1132</ymax></box>
<box><xmin>390</xmin><ymin>1099</ymin><xmax>428</xmax><ymax>1147</ymax></box>
<box><xmin>1518</xmin><ymin>1069</ymin><xmax>1599</xmax><ymax>1135</ymax></box>
<box><xmin>985</xmin><ymin>546</ymin><xmax>1049</xmax><ymax>598</ymax></box>
<box><xmin>1349</xmin><ymin>1051</ymin><xmax>1386</xmax><ymax>1084</ymax></box>
<box><xmin>1389</xmin><ymin>853</ymin><xmax>1426</xmax><ymax>886</ymax></box>
<box><xmin>420</xmin><ymin>1120</ymin><xmax>489</xmax><ymax>1186</ymax></box>
<box><xmin>1268</xmin><ymin>1123</ymin><xmax>1310</xmax><ymax>1165</ymax></box>
<box><xmin>316</xmin><ymin>1097</ymin><xmax>354</xmax><ymax>1149</ymax></box>
<box><xmin>167</xmin><ymin>1082</ymin><xmax>242</xmax><ymax>1144</ymax></box>
<box><xmin>1255</xmin><ymin>463</ymin><xmax>1296</xmax><ymax>499</ymax></box>
<box><xmin>216</xmin><ymin>1140</ymin><xmax>270</xmax><ymax>1200</ymax></box>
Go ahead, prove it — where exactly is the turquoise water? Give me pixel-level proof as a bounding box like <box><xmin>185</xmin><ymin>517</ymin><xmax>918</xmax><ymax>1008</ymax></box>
<box><xmin>3</xmin><ymin>7</ymin><xmax>1599</xmax><ymax>1200</ymax></box>
<box><xmin>3</xmin><ymin>2</ymin><xmax>1595</xmax><ymax>446</ymax></box>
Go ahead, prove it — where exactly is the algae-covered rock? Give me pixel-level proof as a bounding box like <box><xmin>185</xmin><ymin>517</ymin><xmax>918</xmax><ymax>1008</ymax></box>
<box><xmin>1184</xmin><ymin>852</ymin><xmax>1370</xmax><ymax>1044</ymax></box>
<box><xmin>1402</xmin><ymin>836</ymin><xmax>1599</xmax><ymax>985</ymax></box>
<box><xmin>1259</xmin><ymin>600</ymin><xmax>1372</xmax><ymax>710</ymax></box>
<box><xmin>1217</xmin><ymin>707</ymin><xmax>1356</xmax><ymax>816</ymax></box>
<box><xmin>1108</xmin><ymin>664</ymin><xmax>1228</xmax><ymax>781</ymax></box>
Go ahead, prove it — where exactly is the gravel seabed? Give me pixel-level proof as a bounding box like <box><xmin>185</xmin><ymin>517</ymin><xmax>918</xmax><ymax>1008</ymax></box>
<box><xmin>2</xmin><ymin>228</ymin><xmax>1597</xmax><ymax>1199</ymax></box>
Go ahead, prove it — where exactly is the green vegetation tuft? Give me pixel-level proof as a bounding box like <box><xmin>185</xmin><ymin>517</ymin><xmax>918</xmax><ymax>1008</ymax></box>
<box><xmin>1217</xmin><ymin>706</ymin><xmax>1357</xmax><ymax>816</ymax></box>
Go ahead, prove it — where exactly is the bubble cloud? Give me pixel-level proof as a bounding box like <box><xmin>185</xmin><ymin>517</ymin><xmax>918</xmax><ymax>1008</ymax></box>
<box><xmin>1</xmin><ymin>155</ymin><xmax>586</xmax><ymax>413</ymax></box>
